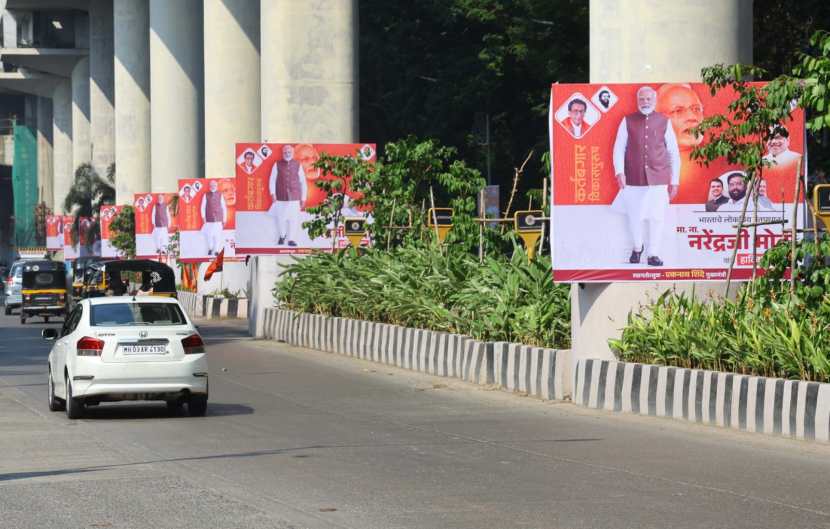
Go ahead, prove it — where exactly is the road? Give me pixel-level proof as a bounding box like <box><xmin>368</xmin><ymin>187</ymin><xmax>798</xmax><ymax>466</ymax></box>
<box><xmin>2</xmin><ymin>310</ymin><xmax>830</xmax><ymax>529</ymax></box>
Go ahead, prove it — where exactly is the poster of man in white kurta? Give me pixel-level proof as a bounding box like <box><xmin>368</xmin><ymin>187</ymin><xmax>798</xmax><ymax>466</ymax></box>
<box><xmin>151</xmin><ymin>194</ymin><xmax>171</xmax><ymax>253</ymax></box>
<box><xmin>201</xmin><ymin>179</ymin><xmax>228</xmax><ymax>255</ymax></box>
<box><xmin>611</xmin><ymin>86</ymin><xmax>681</xmax><ymax>267</ymax></box>
<box><xmin>267</xmin><ymin>145</ymin><xmax>308</xmax><ymax>247</ymax></box>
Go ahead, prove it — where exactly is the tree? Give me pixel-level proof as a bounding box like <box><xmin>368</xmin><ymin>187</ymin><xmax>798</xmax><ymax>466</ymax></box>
<box><xmin>63</xmin><ymin>163</ymin><xmax>115</xmax><ymax>249</ymax></box>
<box><xmin>692</xmin><ymin>30</ymin><xmax>830</xmax><ymax>294</ymax></box>
<box><xmin>359</xmin><ymin>0</ymin><xmax>587</xmax><ymax>203</ymax></box>
<box><xmin>109</xmin><ymin>205</ymin><xmax>135</xmax><ymax>258</ymax></box>
<box><xmin>305</xmin><ymin>137</ymin><xmax>487</xmax><ymax>252</ymax></box>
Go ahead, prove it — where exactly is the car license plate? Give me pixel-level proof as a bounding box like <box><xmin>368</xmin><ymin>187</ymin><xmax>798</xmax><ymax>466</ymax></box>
<box><xmin>120</xmin><ymin>345</ymin><xmax>167</xmax><ymax>355</ymax></box>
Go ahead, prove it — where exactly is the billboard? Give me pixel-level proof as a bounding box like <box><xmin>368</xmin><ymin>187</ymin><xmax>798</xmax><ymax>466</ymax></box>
<box><xmin>46</xmin><ymin>215</ymin><xmax>63</xmax><ymax>251</ymax></box>
<box><xmin>234</xmin><ymin>142</ymin><xmax>376</xmax><ymax>254</ymax></box>
<box><xmin>100</xmin><ymin>205</ymin><xmax>123</xmax><ymax>258</ymax></box>
<box><xmin>133</xmin><ymin>193</ymin><xmax>178</xmax><ymax>259</ymax></box>
<box><xmin>177</xmin><ymin>178</ymin><xmax>237</xmax><ymax>262</ymax></box>
<box><xmin>63</xmin><ymin>216</ymin><xmax>78</xmax><ymax>260</ymax></box>
<box><xmin>549</xmin><ymin>82</ymin><xmax>804</xmax><ymax>282</ymax></box>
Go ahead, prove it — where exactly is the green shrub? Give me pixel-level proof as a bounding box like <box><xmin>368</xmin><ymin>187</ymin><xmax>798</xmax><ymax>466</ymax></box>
<box><xmin>274</xmin><ymin>243</ymin><xmax>570</xmax><ymax>349</ymax></box>
<box><xmin>611</xmin><ymin>238</ymin><xmax>830</xmax><ymax>382</ymax></box>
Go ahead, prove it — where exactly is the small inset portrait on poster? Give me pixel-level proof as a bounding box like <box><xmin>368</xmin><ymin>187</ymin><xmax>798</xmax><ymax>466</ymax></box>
<box><xmin>554</xmin><ymin>92</ymin><xmax>600</xmax><ymax>139</ymax></box>
<box><xmin>180</xmin><ymin>184</ymin><xmax>195</xmax><ymax>204</ymax></box>
<box><xmin>591</xmin><ymin>86</ymin><xmax>618</xmax><ymax>113</ymax></box>
<box><xmin>237</xmin><ymin>148</ymin><xmax>263</xmax><ymax>175</ymax></box>
<box><xmin>763</xmin><ymin>125</ymin><xmax>801</xmax><ymax>171</ymax></box>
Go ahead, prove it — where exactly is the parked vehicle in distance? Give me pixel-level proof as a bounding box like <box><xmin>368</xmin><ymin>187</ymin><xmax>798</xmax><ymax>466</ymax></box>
<box><xmin>20</xmin><ymin>260</ymin><xmax>68</xmax><ymax>324</ymax></box>
<box><xmin>43</xmin><ymin>296</ymin><xmax>208</xmax><ymax>419</ymax></box>
<box><xmin>4</xmin><ymin>260</ymin><xmax>27</xmax><ymax>315</ymax></box>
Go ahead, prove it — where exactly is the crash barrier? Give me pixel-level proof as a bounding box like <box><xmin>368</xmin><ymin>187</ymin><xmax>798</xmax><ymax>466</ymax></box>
<box><xmin>574</xmin><ymin>358</ymin><xmax>830</xmax><ymax>443</ymax></box>
<box><xmin>264</xmin><ymin>308</ymin><xmax>571</xmax><ymax>401</ymax></box>
<box><xmin>177</xmin><ymin>291</ymin><xmax>248</xmax><ymax>320</ymax></box>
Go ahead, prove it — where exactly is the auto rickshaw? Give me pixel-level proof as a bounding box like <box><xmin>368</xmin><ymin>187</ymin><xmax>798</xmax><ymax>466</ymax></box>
<box><xmin>20</xmin><ymin>260</ymin><xmax>68</xmax><ymax>324</ymax></box>
<box><xmin>71</xmin><ymin>256</ymin><xmax>104</xmax><ymax>302</ymax></box>
<box><xmin>83</xmin><ymin>259</ymin><xmax>177</xmax><ymax>299</ymax></box>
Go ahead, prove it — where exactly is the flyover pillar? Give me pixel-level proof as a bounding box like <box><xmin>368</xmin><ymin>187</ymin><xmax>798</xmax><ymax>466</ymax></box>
<box><xmin>36</xmin><ymin>96</ymin><xmax>54</xmax><ymax>210</ymax></box>
<box><xmin>149</xmin><ymin>0</ymin><xmax>203</xmax><ymax>192</ymax></box>
<box><xmin>52</xmin><ymin>80</ymin><xmax>73</xmax><ymax>212</ymax></box>
<box><xmin>251</xmin><ymin>0</ymin><xmax>359</xmax><ymax>337</ymax></box>
<box><xmin>204</xmin><ymin>0</ymin><xmax>260</xmax><ymax>179</ymax></box>
<box><xmin>113</xmin><ymin>0</ymin><xmax>150</xmax><ymax>202</ymax></box>
<box><xmin>571</xmin><ymin>0</ymin><xmax>753</xmax><ymax>364</ymax></box>
<box><xmin>259</xmin><ymin>0</ymin><xmax>358</xmax><ymax>143</ymax></box>
<box><xmin>70</xmin><ymin>56</ymin><xmax>91</xmax><ymax>174</ymax></box>
<box><xmin>89</xmin><ymin>0</ymin><xmax>116</xmax><ymax>178</ymax></box>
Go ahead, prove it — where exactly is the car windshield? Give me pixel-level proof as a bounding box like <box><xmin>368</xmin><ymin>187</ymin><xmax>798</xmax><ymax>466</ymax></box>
<box><xmin>90</xmin><ymin>303</ymin><xmax>187</xmax><ymax>326</ymax></box>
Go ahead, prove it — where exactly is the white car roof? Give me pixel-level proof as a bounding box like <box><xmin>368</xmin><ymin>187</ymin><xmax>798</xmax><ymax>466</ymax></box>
<box><xmin>86</xmin><ymin>296</ymin><xmax>180</xmax><ymax>306</ymax></box>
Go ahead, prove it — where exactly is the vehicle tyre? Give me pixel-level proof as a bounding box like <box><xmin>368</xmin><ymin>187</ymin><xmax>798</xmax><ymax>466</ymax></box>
<box><xmin>187</xmin><ymin>394</ymin><xmax>208</xmax><ymax>417</ymax></box>
<box><xmin>4</xmin><ymin>306</ymin><xmax>10</xmax><ymax>315</ymax></box>
<box><xmin>20</xmin><ymin>314</ymin><xmax>26</xmax><ymax>324</ymax></box>
<box><xmin>43</xmin><ymin>316</ymin><xmax>49</xmax><ymax>323</ymax></box>
<box><xmin>47</xmin><ymin>370</ymin><xmax>65</xmax><ymax>412</ymax></box>
<box><xmin>166</xmin><ymin>400</ymin><xmax>184</xmax><ymax>415</ymax></box>
<box><xmin>64</xmin><ymin>375</ymin><xmax>84</xmax><ymax>419</ymax></box>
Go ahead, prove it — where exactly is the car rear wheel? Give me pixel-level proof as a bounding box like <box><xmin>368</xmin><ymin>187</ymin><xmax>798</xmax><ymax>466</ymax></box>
<box><xmin>47</xmin><ymin>370</ymin><xmax>64</xmax><ymax>412</ymax></box>
<box><xmin>64</xmin><ymin>375</ymin><xmax>84</xmax><ymax>419</ymax></box>
<box><xmin>188</xmin><ymin>395</ymin><xmax>207</xmax><ymax>417</ymax></box>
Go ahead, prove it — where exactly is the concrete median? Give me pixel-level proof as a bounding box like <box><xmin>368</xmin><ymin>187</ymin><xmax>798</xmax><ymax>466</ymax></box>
<box><xmin>265</xmin><ymin>307</ymin><xmax>572</xmax><ymax>401</ymax></box>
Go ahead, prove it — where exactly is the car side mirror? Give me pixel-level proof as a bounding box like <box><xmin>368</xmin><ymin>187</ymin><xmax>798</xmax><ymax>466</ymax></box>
<box><xmin>42</xmin><ymin>328</ymin><xmax>58</xmax><ymax>341</ymax></box>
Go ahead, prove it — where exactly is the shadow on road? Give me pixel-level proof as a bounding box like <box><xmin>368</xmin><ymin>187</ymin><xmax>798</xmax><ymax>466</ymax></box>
<box><xmin>78</xmin><ymin>401</ymin><xmax>255</xmax><ymax>420</ymax></box>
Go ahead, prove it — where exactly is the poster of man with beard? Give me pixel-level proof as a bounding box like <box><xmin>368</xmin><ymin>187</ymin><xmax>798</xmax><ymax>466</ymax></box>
<box><xmin>549</xmin><ymin>82</ymin><xmax>804</xmax><ymax>282</ymax></box>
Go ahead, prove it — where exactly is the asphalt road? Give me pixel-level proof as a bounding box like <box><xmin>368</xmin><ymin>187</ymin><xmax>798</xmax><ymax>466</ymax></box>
<box><xmin>2</xmin><ymin>309</ymin><xmax>830</xmax><ymax>529</ymax></box>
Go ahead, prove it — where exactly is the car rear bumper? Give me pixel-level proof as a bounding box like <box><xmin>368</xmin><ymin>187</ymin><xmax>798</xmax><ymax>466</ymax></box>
<box><xmin>71</xmin><ymin>355</ymin><xmax>208</xmax><ymax>399</ymax></box>
<box><xmin>5</xmin><ymin>294</ymin><xmax>21</xmax><ymax>307</ymax></box>
<box><xmin>22</xmin><ymin>305</ymin><xmax>65</xmax><ymax>315</ymax></box>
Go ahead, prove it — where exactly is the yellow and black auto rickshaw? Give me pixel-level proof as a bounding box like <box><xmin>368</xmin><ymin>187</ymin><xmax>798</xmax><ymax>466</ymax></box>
<box><xmin>71</xmin><ymin>256</ymin><xmax>103</xmax><ymax>302</ymax></box>
<box><xmin>20</xmin><ymin>260</ymin><xmax>68</xmax><ymax>324</ymax></box>
<box><xmin>83</xmin><ymin>259</ymin><xmax>177</xmax><ymax>299</ymax></box>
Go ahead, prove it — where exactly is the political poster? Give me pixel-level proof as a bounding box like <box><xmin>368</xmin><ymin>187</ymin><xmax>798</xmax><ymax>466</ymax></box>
<box><xmin>234</xmin><ymin>143</ymin><xmax>376</xmax><ymax>254</ymax></box>
<box><xmin>133</xmin><ymin>193</ymin><xmax>178</xmax><ymax>259</ymax></box>
<box><xmin>100</xmin><ymin>205</ymin><xmax>123</xmax><ymax>258</ymax></box>
<box><xmin>46</xmin><ymin>215</ymin><xmax>63</xmax><ymax>251</ymax></box>
<box><xmin>549</xmin><ymin>82</ymin><xmax>805</xmax><ymax>282</ymax></box>
<box><xmin>63</xmin><ymin>216</ymin><xmax>78</xmax><ymax>260</ymax></box>
<box><xmin>177</xmin><ymin>178</ymin><xmax>238</xmax><ymax>262</ymax></box>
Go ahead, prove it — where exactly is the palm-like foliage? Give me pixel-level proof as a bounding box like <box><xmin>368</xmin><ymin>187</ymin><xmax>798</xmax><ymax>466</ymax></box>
<box><xmin>63</xmin><ymin>163</ymin><xmax>115</xmax><ymax>246</ymax></box>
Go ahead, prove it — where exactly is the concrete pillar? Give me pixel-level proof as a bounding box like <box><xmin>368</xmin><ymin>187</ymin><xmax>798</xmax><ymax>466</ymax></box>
<box><xmin>259</xmin><ymin>0</ymin><xmax>358</xmax><ymax>142</ymax></box>
<box><xmin>204</xmin><ymin>0</ymin><xmax>260</xmax><ymax>179</ymax></box>
<box><xmin>89</xmin><ymin>0</ymin><xmax>116</xmax><ymax>178</ymax></box>
<box><xmin>71</xmin><ymin>56</ymin><xmax>91</xmax><ymax>172</ymax></box>
<box><xmin>150</xmin><ymin>0</ymin><xmax>203</xmax><ymax>192</ymax></box>
<box><xmin>36</xmin><ymin>96</ymin><xmax>54</xmax><ymax>210</ymax></box>
<box><xmin>252</xmin><ymin>0</ymin><xmax>359</xmax><ymax>337</ymax></box>
<box><xmin>52</xmin><ymin>81</ymin><xmax>73</xmax><ymax>212</ymax></box>
<box><xmin>114</xmin><ymin>0</ymin><xmax>150</xmax><ymax>202</ymax></box>
<box><xmin>572</xmin><ymin>0</ymin><xmax>753</xmax><ymax>364</ymax></box>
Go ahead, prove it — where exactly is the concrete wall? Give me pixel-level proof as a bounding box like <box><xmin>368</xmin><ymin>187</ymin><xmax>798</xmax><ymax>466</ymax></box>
<box><xmin>572</xmin><ymin>0</ymin><xmax>753</xmax><ymax>365</ymax></box>
<box><xmin>70</xmin><ymin>56</ymin><xmax>90</xmax><ymax>172</ymax></box>
<box><xmin>36</xmin><ymin>96</ymin><xmax>53</xmax><ymax>209</ymax></box>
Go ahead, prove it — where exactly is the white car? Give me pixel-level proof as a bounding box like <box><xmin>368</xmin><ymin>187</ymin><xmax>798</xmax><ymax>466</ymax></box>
<box><xmin>43</xmin><ymin>296</ymin><xmax>208</xmax><ymax>419</ymax></box>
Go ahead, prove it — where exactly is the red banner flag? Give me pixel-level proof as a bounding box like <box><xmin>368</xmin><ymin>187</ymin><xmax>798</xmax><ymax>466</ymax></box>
<box><xmin>204</xmin><ymin>249</ymin><xmax>224</xmax><ymax>281</ymax></box>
